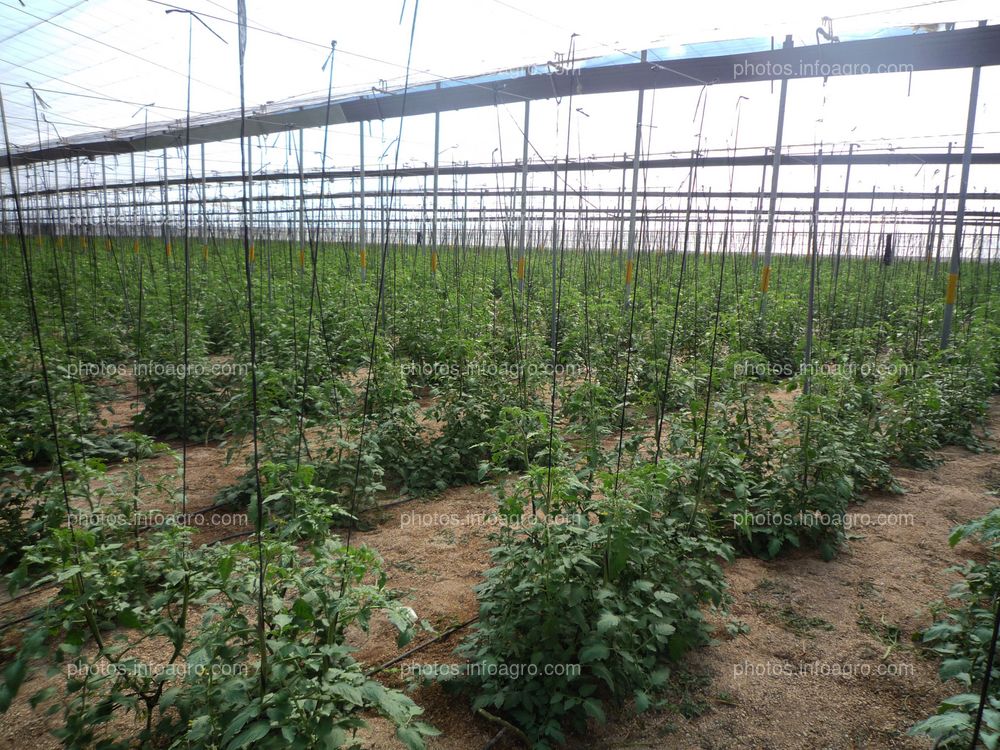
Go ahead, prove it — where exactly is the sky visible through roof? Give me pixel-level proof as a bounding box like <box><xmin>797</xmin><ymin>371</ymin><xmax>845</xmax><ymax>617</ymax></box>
<box><xmin>0</xmin><ymin>0</ymin><xmax>998</xmax><ymax>242</ymax></box>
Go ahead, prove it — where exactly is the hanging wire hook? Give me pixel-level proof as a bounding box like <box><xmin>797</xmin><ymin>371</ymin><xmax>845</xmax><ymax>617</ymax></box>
<box><xmin>130</xmin><ymin>102</ymin><xmax>156</xmax><ymax>118</ymax></box>
<box><xmin>816</xmin><ymin>16</ymin><xmax>839</xmax><ymax>44</ymax></box>
<box><xmin>24</xmin><ymin>82</ymin><xmax>50</xmax><ymax>110</ymax></box>
<box><xmin>692</xmin><ymin>84</ymin><xmax>707</xmax><ymax>124</ymax></box>
<box><xmin>41</xmin><ymin>114</ymin><xmax>63</xmax><ymax>142</ymax></box>
<box><xmin>162</xmin><ymin>6</ymin><xmax>228</xmax><ymax>44</ymax></box>
<box><xmin>321</xmin><ymin>40</ymin><xmax>337</xmax><ymax>72</ymax></box>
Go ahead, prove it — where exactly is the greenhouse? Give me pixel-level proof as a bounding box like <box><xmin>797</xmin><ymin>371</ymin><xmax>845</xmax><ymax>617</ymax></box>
<box><xmin>0</xmin><ymin>1</ymin><xmax>999</xmax><ymax>748</ymax></box>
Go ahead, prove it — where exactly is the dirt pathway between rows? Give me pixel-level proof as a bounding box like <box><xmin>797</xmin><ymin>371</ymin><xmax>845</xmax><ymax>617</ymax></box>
<box><xmin>359</xmin><ymin>400</ymin><xmax>999</xmax><ymax>750</ymax></box>
<box><xmin>1</xmin><ymin>398</ymin><xmax>996</xmax><ymax>749</ymax></box>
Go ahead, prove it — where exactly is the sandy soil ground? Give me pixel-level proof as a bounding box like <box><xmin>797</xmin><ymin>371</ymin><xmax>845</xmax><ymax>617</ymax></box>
<box><xmin>0</xmin><ymin>385</ymin><xmax>996</xmax><ymax>750</ymax></box>
<box><xmin>357</xmin><ymin>400</ymin><xmax>1000</xmax><ymax>750</ymax></box>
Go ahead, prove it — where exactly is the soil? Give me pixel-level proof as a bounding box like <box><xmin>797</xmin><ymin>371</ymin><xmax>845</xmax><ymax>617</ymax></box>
<box><xmin>356</xmin><ymin>399</ymin><xmax>1000</xmax><ymax>750</ymax></box>
<box><xmin>0</xmin><ymin>385</ymin><xmax>997</xmax><ymax>750</ymax></box>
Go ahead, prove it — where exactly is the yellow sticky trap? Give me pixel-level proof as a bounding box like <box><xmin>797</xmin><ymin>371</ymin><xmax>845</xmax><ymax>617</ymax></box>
<box><xmin>760</xmin><ymin>266</ymin><xmax>771</xmax><ymax>293</ymax></box>
<box><xmin>430</xmin><ymin>250</ymin><xmax>438</xmax><ymax>274</ymax></box>
<box><xmin>201</xmin><ymin>244</ymin><xmax>208</xmax><ymax>261</ymax></box>
<box><xmin>56</xmin><ymin>237</ymin><xmax>63</xmax><ymax>248</ymax></box>
<box><xmin>165</xmin><ymin>241</ymin><xmax>172</xmax><ymax>258</ymax></box>
<box><xmin>105</xmin><ymin>238</ymin><xmax>112</xmax><ymax>252</ymax></box>
<box><xmin>249</xmin><ymin>244</ymin><xmax>255</xmax><ymax>264</ymax></box>
<box><xmin>133</xmin><ymin>240</ymin><xmax>140</xmax><ymax>255</ymax></box>
<box><xmin>945</xmin><ymin>272</ymin><xmax>959</xmax><ymax>305</ymax></box>
<box><xmin>299</xmin><ymin>248</ymin><xmax>305</xmax><ymax>268</ymax></box>
<box><xmin>625</xmin><ymin>259</ymin><xmax>634</xmax><ymax>286</ymax></box>
<box><xmin>517</xmin><ymin>255</ymin><xmax>525</xmax><ymax>281</ymax></box>
<box><xmin>81</xmin><ymin>237</ymin><xmax>88</xmax><ymax>250</ymax></box>
<box><xmin>360</xmin><ymin>248</ymin><xmax>367</xmax><ymax>269</ymax></box>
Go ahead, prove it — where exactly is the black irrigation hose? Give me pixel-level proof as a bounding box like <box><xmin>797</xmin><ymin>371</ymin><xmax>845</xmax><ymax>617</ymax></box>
<box><xmin>0</xmin><ymin>584</ymin><xmax>56</xmax><ymax>611</ymax></box>
<box><xmin>366</xmin><ymin>615</ymin><xmax>478</xmax><ymax>677</ymax></box>
<box><xmin>0</xmin><ymin>385</ymin><xmax>478</xmax><ymax>633</ymax></box>
<box><xmin>0</xmin><ymin>610</ymin><xmax>39</xmax><ymax>633</ymax></box>
<box><xmin>482</xmin><ymin>727</ymin><xmax>509</xmax><ymax>750</ymax></box>
<box><xmin>198</xmin><ymin>490</ymin><xmax>431</xmax><ymax>551</ymax></box>
<box><xmin>0</xmin><ymin>495</ymin><xmax>249</xmax><ymax>629</ymax></box>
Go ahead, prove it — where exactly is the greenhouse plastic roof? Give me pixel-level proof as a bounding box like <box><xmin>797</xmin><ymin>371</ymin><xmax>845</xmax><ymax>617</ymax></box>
<box><xmin>3</xmin><ymin>21</ymin><xmax>1000</xmax><ymax>169</ymax></box>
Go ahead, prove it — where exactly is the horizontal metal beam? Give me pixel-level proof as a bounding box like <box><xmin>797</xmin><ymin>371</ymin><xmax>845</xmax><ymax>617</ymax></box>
<box><xmin>11</xmin><ymin>151</ymin><xmax>1000</xmax><ymax>200</ymax></box>
<box><xmin>16</xmin><ymin>189</ymin><xmax>1000</xmax><ymax>212</ymax></box>
<box><xmin>3</xmin><ymin>24</ymin><xmax>1000</xmax><ymax>168</ymax></box>
<box><xmin>24</xmin><ymin>206</ymin><xmax>998</xmax><ymax>224</ymax></box>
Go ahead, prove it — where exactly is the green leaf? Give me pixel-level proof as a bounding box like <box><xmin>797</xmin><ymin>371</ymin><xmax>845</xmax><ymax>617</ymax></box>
<box><xmin>655</xmin><ymin>621</ymin><xmax>676</xmax><ymax>638</ymax></box>
<box><xmin>272</xmin><ymin>613</ymin><xmax>292</xmax><ymax>629</ymax></box>
<box><xmin>939</xmin><ymin>658</ymin><xmax>972</xmax><ymax>685</ymax></box>
<box><xmin>579</xmin><ymin>643</ymin><xmax>610</xmax><ymax>664</ymax></box>
<box><xmin>396</xmin><ymin>726</ymin><xmax>428</xmax><ymax>750</ymax></box>
<box><xmin>221</xmin><ymin>705</ymin><xmax>258</xmax><ymax>746</ymax></box>
<box><xmin>230</xmin><ymin>721</ymin><xmax>271</xmax><ymax>749</ymax></box>
<box><xmin>582</xmin><ymin>697</ymin><xmax>606</xmax><ymax>723</ymax></box>
<box><xmin>940</xmin><ymin>693</ymin><xmax>982</xmax><ymax>710</ymax></box>
<box><xmin>910</xmin><ymin>710</ymin><xmax>972</xmax><ymax>738</ymax></box>
<box><xmin>117</xmin><ymin>609</ymin><xmax>142</xmax><ymax>629</ymax></box>
<box><xmin>218</xmin><ymin>554</ymin><xmax>235</xmax><ymax>582</ymax></box>
<box><xmin>596</xmin><ymin>612</ymin><xmax>620</xmax><ymax>634</ymax></box>
<box><xmin>766</xmin><ymin>536</ymin><xmax>782</xmax><ymax>558</ymax></box>
<box><xmin>56</xmin><ymin>565</ymin><xmax>82</xmax><ymax>582</ymax></box>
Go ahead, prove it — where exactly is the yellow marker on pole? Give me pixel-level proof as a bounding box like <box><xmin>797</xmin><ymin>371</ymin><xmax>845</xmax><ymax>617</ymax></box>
<box><xmin>202</xmin><ymin>244</ymin><xmax>208</xmax><ymax>262</ymax></box>
<box><xmin>249</xmin><ymin>243</ymin><xmax>255</xmax><ymax>264</ymax></box>
<box><xmin>945</xmin><ymin>272</ymin><xmax>959</xmax><ymax>305</ymax></box>
<box><xmin>623</xmin><ymin>258</ymin><xmax>636</xmax><ymax>306</ymax></box>
<box><xmin>133</xmin><ymin>239</ymin><xmax>140</xmax><ymax>255</ymax></box>
<box><xmin>299</xmin><ymin>247</ymin><xmax>305</xmax><ymax>269</ymax></box>
<box><xmin>165</xmin><ymin>240</ymin><xmax>172</xmax><ymax>258</ymax></box>
<box><xmin>360</xmin><ymin>247</ymin><xmax>367</xmax><ymax>281</ymax></box>
<box><xmin>760</xmin><ymin>265</ymin><xmax>771</xmax><ymax>293</ymax></box>
<box><xmin>430</xmin><ymin>250</ymin><xmax>438</xmax><ymax>274</ymax></box>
